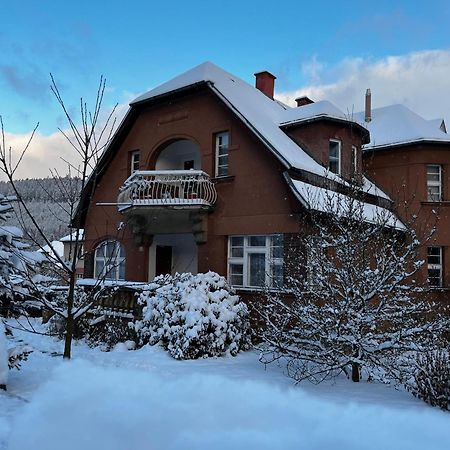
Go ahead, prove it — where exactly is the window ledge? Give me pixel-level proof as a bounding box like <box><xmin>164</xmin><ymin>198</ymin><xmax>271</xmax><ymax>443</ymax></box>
<box><xmin>421</xmin><ymin>201</ymin><xmax>450</xmax><ymax>206</ymax></box>
<box><xmin>234</xmin><ymin>286</ymin><xmax>286</xmax><ymax>294</ymax></box>
<box><xmin>212</xmin><ymin>175</ymin><xmax>235</xmax><ymax>183</ymax></box>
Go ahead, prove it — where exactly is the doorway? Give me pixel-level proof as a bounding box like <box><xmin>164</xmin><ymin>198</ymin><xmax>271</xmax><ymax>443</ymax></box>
<box><xmin>155</xmin><ymin>245</ymin><xmax>172</xmax><ymax>276</ymax></box>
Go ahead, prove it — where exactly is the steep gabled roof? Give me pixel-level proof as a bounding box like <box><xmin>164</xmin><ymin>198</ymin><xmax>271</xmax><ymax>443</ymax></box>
<box><xmin>354</xmin><ymin>104</ymin><xmax>450</xmax><ymax>150</ymax></box>
<box><xmin>132</xmin><ymin>62</ymin><xmax>366</xmax><ymax>179</ymax></box>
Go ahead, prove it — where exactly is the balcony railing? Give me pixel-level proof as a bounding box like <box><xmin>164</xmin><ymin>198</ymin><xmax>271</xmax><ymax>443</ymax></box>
<box><xmin>117</xmin><ymin>170</ymin><xmax>217</xmax><ymax>212</ymax></box>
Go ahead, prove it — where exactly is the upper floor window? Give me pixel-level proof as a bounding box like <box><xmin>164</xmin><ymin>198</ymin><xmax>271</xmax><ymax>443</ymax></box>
<box><xmin>131</xmin><ymin>150</ymin><xmax>140</xmax><ymax>174</ymax></box>
<box><xmin>94</xmin><ymin>240</ymin><xmax>125</xmax><ymax>280</ymax></box>
<box><xmin>427</xmin><ymin>165</ymin><xmax>442</xmax><ymax>201</ymax></box>
<box><xmin>215</xmin><ymin>132</ymin><xmax>229</xmax><ymax>177</ymax></box>
<box><xmin>228</xmin><ymin>235</ymin><xmax>283</xmax><ymax>289</ymax></box>
<box><xmin>329</xmin><ymin>140</ymin><xmax>341</xmax><ymax>175</ymax></box>
<box><xmin>427</xmin><ymin>246</ymin><xmax>443</xmax><ymax>287</ymax></box>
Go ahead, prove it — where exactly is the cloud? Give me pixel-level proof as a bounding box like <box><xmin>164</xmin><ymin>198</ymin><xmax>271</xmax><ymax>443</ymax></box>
<box><xmin>1</xmin><ymin>96</ymin><xmax>132</xmax><ymax>180</ymax></box>
<box><xmin>276</xmin><ymin>50</ymin><xmax>450</xmax><ymax>123</ymax></box>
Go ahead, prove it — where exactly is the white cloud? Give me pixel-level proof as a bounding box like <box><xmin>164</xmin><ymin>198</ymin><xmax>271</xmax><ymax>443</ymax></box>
<box><xmin>276</xmin><ymin>50</ymin><xmax>450</xmax><ymax>123</ymax></box>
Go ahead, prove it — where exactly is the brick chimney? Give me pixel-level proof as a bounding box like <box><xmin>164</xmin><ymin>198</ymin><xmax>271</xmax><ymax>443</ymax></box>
<box><xmin>295</xmin><ymin>96</ymin><xmax>314</xmax><ymax>107</ymax></box>
<box><xmin>365</xmin><ymin>88</ymin><xmax>372</xmax><ymax>123</ymax></box>
<box><xmin>254</xmin><ymin>71</ymin><xmax>276</xmax><ymax>99</ymax></box>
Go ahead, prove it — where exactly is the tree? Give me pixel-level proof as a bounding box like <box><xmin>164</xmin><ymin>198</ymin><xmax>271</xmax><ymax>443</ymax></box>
<box><xmin>0</xmin><ymin>75</ymin><xmax>118</xmax><ymax>359</ymax></box>
<box><xmin>258</xmin><ymin>179</ymin><xmax>448</xmax><ymax>384</ymax></box>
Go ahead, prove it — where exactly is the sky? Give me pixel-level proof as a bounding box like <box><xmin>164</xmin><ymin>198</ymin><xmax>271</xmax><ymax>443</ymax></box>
<box><xmin>1</xmin><ymin>0</ymin><xmax>450</xmax><ymax>178</ymax></box>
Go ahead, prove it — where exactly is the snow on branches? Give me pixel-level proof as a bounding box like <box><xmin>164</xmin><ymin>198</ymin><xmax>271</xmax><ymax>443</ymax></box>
<box><xmin>134</xmin><ymin>272</ymin><xmax>250</xmax><ymax>359</ymax></box>
<box><xmin>258</xmin><ymin>180</ymin><xmax>448</xmax><ymax>384</ymax></box>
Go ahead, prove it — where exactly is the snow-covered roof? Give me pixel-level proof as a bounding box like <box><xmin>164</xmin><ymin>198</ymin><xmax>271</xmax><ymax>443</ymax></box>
<box><xmin>286</xmin><ymin>176</ymin><xmax>404</xmax><ymax>230</ymax></box>
<box><xmin>131</xmin><ymin>62</ymin><xmax>359</xmax><ymax>181</ymax></box>
<box><xmin>279</xmin><ymin>100</ymin><xmax>349</xmax><ymax>126</ymax></box>
<box><xmin>60</xmin><ymin>229</ymin><xmax>84</xmax><ymax>242</ymax></box>
<box><xmin>39</xmin><ymin>240</ymin><xmax>64</xmax><ymax>259</ymax></box>
<box><xmin>354</xmin><ymin>104</ymin><xmax>450</xmax><ymax>150</ymax></box>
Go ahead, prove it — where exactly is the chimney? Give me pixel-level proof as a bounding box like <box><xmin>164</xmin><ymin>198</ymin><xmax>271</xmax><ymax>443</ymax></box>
<box><xmin>254</xmin><ymin>70</ymin><xmax>276</xmax><ymax>99</ymax></box>
<box><xmin>295</xmin><ymin>96</ymin><xmax>314</xmax><ymax>107</ymax></box>
<box><xmin>365</xmin><ymin>88</ymin><xmax>372</xmax><ymax>123</ymax></box>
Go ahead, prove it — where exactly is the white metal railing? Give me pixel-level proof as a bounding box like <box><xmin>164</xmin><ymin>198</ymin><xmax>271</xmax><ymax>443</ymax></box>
<box><xmin>117</xmin><ymin>170</ymin><xmax>217</xmax><ymax>211</ymax></box>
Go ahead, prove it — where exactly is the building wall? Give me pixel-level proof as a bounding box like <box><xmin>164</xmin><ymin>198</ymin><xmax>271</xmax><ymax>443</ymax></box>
<box><xmin>83</xmin><ymin>88</ymin><xmax>308</xmax><ymax>282</ymax></box>
<box><xmin>363</xmin><ymin>143</ymin><xmax>450</xmax><ymax>290</ymax></box>
<box><xmin>285</xmin><ymin>121</ymin><xmax>364</xmax><ymax>180</ymax></box>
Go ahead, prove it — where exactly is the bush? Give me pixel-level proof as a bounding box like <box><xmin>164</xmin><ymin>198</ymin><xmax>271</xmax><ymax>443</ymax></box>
<box><xmin>134</xmin><ymin>272</ymin><xmax>250</xmax><ymax>359</ymax></box>
<box><xmin>409</xmin><ymin>350</ymin><xmax>450</xmax><ymax>411</ymax></box>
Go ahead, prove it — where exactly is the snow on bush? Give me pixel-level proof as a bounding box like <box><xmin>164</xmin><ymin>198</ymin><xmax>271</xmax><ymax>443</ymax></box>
<box><xmin>7</xmin><ymin>360</ymin><xmax>450</xmax><ymax>450</ymax></box>
<box><xmin>0</xmin><ymin>321</ymin><xmax>7</xmax><ymax>389</ymax></box>
<box><xmin>134</xmin><ymin>272</ymin><xmax>250</xmax><ymax>359</ymax></box>
<box><xmin>408</xmin><ymin>350</ymin><xmax>450</xmax><ymax>411</ymax></box>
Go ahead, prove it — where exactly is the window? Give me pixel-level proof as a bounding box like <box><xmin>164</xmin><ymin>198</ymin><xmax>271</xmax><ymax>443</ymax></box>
<box><xmin>427</xmin><ymin>246</ymin><xmax>443</xmax><ymax>287</ymax></box>
<box><xmin>215</xmin><ymin>132</ymin><xmax>229</xmax><ymax>177</ymax></box>
<box><xmin>351</xmin><ymin>145</ymin><xmax>358</xmax><ymax>175</ymax></box>
<box><xmin>94</xmin><ymin>240</ymin><xmax>125</xmax><ymax>280</ymax></box>
<box><xmin>329</xmin><ymin>140</ymin><xmax>341</xmax><ymax>175</ymax></box>
<box><xmin>184</xmin><ymin>160</ymin><xmax>194</xmax><ymax>170</ymax></box>
<box><xmin>228</xmin><ymin>235</ymin><xmax>283</xmax><ymax>288</ymax></box>
<box><xmin>130</xmin><ymin>150</ymin><xmax>140</xmax><ymax>174</ymax></box>
<box><xmin>427</xmin><ymin>165</ymin><xmax>442</xmax><ymax>201</ymax></box>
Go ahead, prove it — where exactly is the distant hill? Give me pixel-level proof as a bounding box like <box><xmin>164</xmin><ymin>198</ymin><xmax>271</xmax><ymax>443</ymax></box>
<box><xmin>0</xmin><ymin>177</ymin><xmax>81</xmax><ymax>246</ymax></box>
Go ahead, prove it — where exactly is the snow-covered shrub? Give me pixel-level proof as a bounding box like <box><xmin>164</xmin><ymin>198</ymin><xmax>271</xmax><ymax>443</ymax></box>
<box><xmin>0</xmin><ymin>321</ymin><xmax>7</xmax><ymax>389</ymax></box>
<box><xmin>134</xmin><ymin>272</ymin><xmax>250</xmax><ymax>359</ymax></box>
<box><xmin>8</xmin><ymin>345</ymin><xmax>33</xmax><ymax>370</ymax></box>
<box><xmin>408</xmin><ymin>350</ymin><xmax>450</xmax><ymax>411</ymax></box>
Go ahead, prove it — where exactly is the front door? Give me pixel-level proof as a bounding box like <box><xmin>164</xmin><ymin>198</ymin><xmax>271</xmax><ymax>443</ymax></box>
<box><xmin>155</xmin><ymin>245</ymin><xmax>172</xmax><ymax>276</ymax></box>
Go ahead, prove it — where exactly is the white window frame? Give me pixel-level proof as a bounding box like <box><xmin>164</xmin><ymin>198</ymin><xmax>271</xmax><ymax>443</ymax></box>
<box><xmin>351</xmin><ymin>145</ymin><xmax>358</xmax><ymax>175</ymax></box>
<box><xmin>94</xmin><ymin>240</ymin><xmax>126</xmax><ymax>280</ymax></box>
<box><xmin>329</xmin><ymin>139</ymin><xmax>341</xmax><ymax>175</ymax></box>
<box><xmin>427</xmin><ymin>246</ymin><xmax>443</xmax><ymax>287</ymax></box>
<box><xmin>215</xmin><ymin>132</ymin><xmax>229</xmax><ymax>177</ymax></box>
<box><xmin>427</xmin><ymin>164</ymin><xmax>442</xmax><ymax>202</ymax></box>
<box><xmin>227</xmin><ymin>235</ymin><xmax>283</xmax><ymax>289</ymax></box>
<box><xmin>131</xmin><ymin>150</ymin><xmax>140</xmax><ymax>174</ymax></box>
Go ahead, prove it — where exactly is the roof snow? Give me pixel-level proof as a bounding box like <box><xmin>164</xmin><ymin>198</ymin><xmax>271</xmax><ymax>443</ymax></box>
<box><xmin>286</xmin><ymin>177</ymin><xmax>404</xmax><ymax>230</ymax></box>
<box><xmin>354</xmin><ymin>104</ymin><xmax>450</xmax><ymax>149</ymax></box>
<box><xmin>60</xmin><ymin>229</ymin><xmax>84</xmax><ymax>242</ymax></box>
<box><xmin>279</xmin><ymin>100</ymin><xmax>349</xmax><ymax>126</ymax></box>
<box><xmin>131</xmin><ymin>62</ymin><xmax>359</xmax><ymax>181</ymax></box>
<box><xmin>39</xmin><ymin>240</ymin><xmax>64</xmax><ymax>260</ymax></box>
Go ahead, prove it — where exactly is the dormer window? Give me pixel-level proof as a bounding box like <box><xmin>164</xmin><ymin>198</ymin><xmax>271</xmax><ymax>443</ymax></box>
<box><xmin>215</xmin><ymin>132</ymin><xmax>229</xmax><ymax>177</ymax></box>
<box><xmin>130</xmin><ymin>150</ymin><xmax>140</xmax><ymax>174</ymax></box>
<box><xmin>329</xmin><ymin>140</ymin><xmax>341</xmax><ymax>175</ymax></box>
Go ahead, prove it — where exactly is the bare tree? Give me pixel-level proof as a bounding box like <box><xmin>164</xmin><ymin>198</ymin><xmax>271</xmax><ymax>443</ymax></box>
<box><xmin>258</xmin><ymin>179</ymin><xmax>448</xmax><ymax>384</ymax></box>
<box><xmin>0</xmin><ymin>76</ymin><xmax>119</xmax><ymax>358</ymax></box>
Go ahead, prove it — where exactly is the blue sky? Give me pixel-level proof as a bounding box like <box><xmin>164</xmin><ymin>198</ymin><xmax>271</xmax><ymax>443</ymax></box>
<box><xmin>1</xmin><ymin>0</ymin><xmax>450</xmax><ymax>177</ymax></box>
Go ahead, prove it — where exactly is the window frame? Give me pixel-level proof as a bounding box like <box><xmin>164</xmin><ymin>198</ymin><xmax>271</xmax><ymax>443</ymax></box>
<box><xmin>130</xmin><ymin>150</ymin><xmax>140</xmax><ymax>174</ymax></box>
<box><xmin>427</xmin><ymin>246</ymin><xmax>443</xmax><ymax>288</ymax></box>
<box><xmin>427</xmin><ymin>164</ymin><xmax>442</xmax><ymax>202</ymax></box>
<box><xmin>214</xmin><ymin>131</ymin><xmax>229</xmax><ymax>177</ymax></box>
<box><xmin>351</xmin><ymin>145</ymin><xmax>358</xmax><ymax>175</ymax></box>
<box><xmin>94</xmin><ymin>240</ymin><xmax>126</xmax><ymax>281</ymax></box>
<box><xmin>227</xmin><ymin>235</ymin><xmax>283</xmax><ymax>289</ymax></box>
<box><xmin>328</xmin><ymin>139</ymin><xmax>341</xmax><ymax>175</ymax></box>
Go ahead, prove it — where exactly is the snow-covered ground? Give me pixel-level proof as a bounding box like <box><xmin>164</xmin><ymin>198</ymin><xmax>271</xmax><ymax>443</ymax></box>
<box><xmin>1</xmin><ymin>319</ymin><xmax>449</xmax><ymax>450</ymax></box>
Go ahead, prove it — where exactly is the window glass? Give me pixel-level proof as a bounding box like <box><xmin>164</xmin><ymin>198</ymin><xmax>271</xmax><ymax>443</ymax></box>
<box><xmin>215</xmin><ymin>132</ymin><xmax>229</xmax><ymax>177</ymax></box>
<box><xmin>249</xmin><ymin>236</ymin><xmax>266</xmax><ymax>247</ymax></box>
<box><xmin>329</xmin><ymin>140</ymin><xmax>341</xmax><ymax>175</ymax></box>
<box><xmin>427</xmin><ymin>165</ymin><xmax>442</xmax><ymax>201</ymax></box>
<box><xmin>249</xmin><ymin>253</ymin><xmax>266</xmax><ymax>287</ymax></box>
<box><xmin>427</xmin><ymin>246</ymin><xmax>442</xmax><ymax>287</ymax></box>
<box><xmin>94</xmin><ymin>240</ymin><xmax>125</xmax><ymax>280</ymax></box>
<box><xmin>131</xmin><ymin>151</ymin><xmax>140</xmax><ymax>174</ymax></box>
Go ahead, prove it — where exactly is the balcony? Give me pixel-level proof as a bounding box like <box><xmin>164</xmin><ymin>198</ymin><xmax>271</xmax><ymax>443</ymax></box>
<box><xmin>117</xmin><ymin>170</ymin><xmax>217</xmax><ymax>244</ymax></box>
<box><xmin>118</xmin><ymin>170</ymin><xmax>217</xmax><ymax>211</ymax></box>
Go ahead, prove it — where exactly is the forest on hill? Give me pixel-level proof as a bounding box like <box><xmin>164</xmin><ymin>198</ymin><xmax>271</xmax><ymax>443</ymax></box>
<box><xmin>0</xmin><ymin>177</ymin><xmax>81</xmax><ymax>246</ymax></box>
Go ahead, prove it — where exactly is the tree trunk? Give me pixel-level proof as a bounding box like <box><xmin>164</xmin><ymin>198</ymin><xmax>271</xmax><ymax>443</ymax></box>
<box><xmin>63</xmin><ymin>313</ymin><xmax>74</xmax><ymax>359</ymax></box>
<box><xmin>351</xmin><ymin>362</ymin><xmax>360</xmax><ymax>382</ymax></box>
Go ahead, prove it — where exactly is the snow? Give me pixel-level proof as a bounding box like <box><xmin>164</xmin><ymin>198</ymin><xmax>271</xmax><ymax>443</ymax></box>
<box><xmin>59</xmin><ymin>229</ymin><xmax>84</xmax><ymax>242</ymax></box>
<box><xmin>287</xmin><ymin>176</ymin><xmax>405</xmax><ymax>230</ymax></box>
<box><xmin>279</xmin><ymin>100</ymin><xmax>349</xmax><ymax>126</ymax></box>
<box><xmin>1</xmin><ymin>319</ymin><xmax>449</xmax><ymax>450</ymax></box>
<box><xmin>130</xmin><ymin>62</ymin><xmax>351</xmax><ymax>181</ymax></box>
<box><xmin>39</xmin><ymin>240</ymin><xmax>64</xmax><ymax>260</ymax></box>
<box><xmin>354</xmin><ymin>104</ymin><xmax>450</xmax><ymax>149</ymax></box>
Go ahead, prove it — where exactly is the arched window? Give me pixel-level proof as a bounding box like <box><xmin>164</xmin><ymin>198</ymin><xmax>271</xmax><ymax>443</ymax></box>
<box><xmin>94</xmin><ymin>240</ymin><xmax>125</xmax><ymax>280</ymax></box>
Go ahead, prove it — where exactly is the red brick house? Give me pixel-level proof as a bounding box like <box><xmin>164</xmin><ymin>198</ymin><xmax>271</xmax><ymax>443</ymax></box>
<box><xmin>75</xmin><ymin>62</ymin><xmax>447</xmax><ymax>298</ymax></box>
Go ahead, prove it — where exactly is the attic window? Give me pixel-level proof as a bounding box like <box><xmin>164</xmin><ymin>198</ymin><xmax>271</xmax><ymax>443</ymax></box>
<box><xmin>329</xmin><ymin>140</ymin><xmax>341</xmax><ymax>175</ymax></box>
<box><xmin>130</xmin><ymin>150</ymin><xmax>140</xmax><ymax>174</ymax></box>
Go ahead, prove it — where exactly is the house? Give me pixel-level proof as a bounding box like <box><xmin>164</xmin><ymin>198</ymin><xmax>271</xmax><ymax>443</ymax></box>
<box><xmin>359</xmin><ymin>97</ymin><xmax>450</xmax><ymax>292</ymax></box>
<box><xmin>74</xmin><ymin>62</ymin><xmax>448</xmax><ymax>300</ymax></box>
<box><xmin>59</xmin><ymin>230</ymin><xmax>84</xmax><ymax>279</ymax></box>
